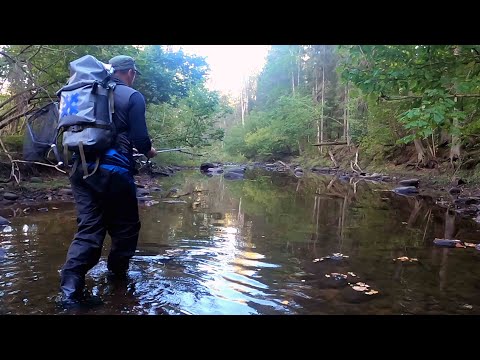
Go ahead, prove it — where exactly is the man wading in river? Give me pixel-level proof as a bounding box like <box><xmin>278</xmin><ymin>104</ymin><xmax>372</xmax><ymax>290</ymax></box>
<box><xmin>57</xmin><ymin>55</ymin><xmax>157</xmax><ymax>308</ymax></box>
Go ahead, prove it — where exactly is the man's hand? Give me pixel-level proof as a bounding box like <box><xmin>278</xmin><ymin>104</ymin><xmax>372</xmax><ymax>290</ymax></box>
<box><xmin>146</xmin><ymin>147</ymin><xmax>158</xmax><ymax>158</ymax></box>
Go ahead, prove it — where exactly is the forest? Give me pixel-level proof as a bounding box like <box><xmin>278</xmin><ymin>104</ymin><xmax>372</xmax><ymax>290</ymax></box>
<box><xmin>2</xmin><ymin>45</ymin><xmax>480</xmax><ymax>181</ymax></box>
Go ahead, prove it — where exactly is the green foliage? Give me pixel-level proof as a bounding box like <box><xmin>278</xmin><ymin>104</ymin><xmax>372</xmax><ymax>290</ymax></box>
<box><xmin>1</xmin><ymin>45</ymin><xmax>226</xmax><ymax>155</ymax></box>
<box><xmin>135</xmin><ymin>46</ymin><xmax>210</xmax><ymax>104</ymax></box>
<box><xmin>223</xmin><ymin>124</ymin><xmax>249</xmax><ymax>158</ymax></box>
<box><xmin>146</xmin><ymin>84</ymin><xmax>228</xmax><ymax>149</ymax></box>
<box><xmin>398</xmin><ymin>90</ymin><xmax>466</xmax><ymax>143</ymax></box>
<box><xmin>339</xmin><ymin>45</ymin><xmax>480</xmax><ymax>156</ymax></box>
<box><xmin>224</xmin><ymin>93</ymin><xmax>318</xmax><ymax>160</ymax></box>
<box><xmin>1</xmin><ymin>134</ymin><xmax>23</xmax><ymax>153</ymax></box>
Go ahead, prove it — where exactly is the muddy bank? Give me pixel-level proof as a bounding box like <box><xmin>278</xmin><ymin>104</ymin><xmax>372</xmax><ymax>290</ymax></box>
<box><xmin>0</xmin><ymin>172</ymin><xmax>170</xmax><ymax>221</ymax></box>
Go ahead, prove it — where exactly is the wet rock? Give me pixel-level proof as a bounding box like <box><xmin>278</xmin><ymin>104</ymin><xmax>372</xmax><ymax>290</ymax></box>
<box><xmin>3</xmin><ymin>192</ymin><xmax>19</xmax><ymax>201</ymax></box>
<box><xmin>294</xmin><ymin>169</ymin><xmax>304</xmax><ymax>177</ymax></box>
<box><xmin>226</xmin><ymin>166</ymin><xmax>246</xmax><ymax>174</ymax></box>
<box><xmin>150</xmin><ymin>167</ymin><xmax>175</xmax><ymax>177</ymax></box>
<box><xmin>164</xmin><ymin>187</ymin><xmax>179</xmax><ymax>198</ymax></box>
<box><xmin>224</xmin><ymin>171</ymin><xmax>244</xmax><ymax>180</ymax></box>
<box><xmin>0</xmin><ymin>247</ymin><xmax>6</xmax><ymax>260</ymax></box>
<box><xmin>456</xmin><ymin>206</ymin><xmax>479</xmax><ymax>216</ymax></box>
<box><xmin>0</xmin><ymin>216</ymin><xmax>10</xmax><ymax>226</ymax></box>
<box><xmin>393</xmin><ymin>186</ymin><xmax>418</xmax><ymax>195</ymax></box>
<box><xmin>200</xmin><ymin>162</ymin><xmax>220</xmax><ymax>172</ymax></box>
<box><xmin>37</xmin><ymin>207</ymin><xmax>49</xmax><ymax>212</ymax></box>
<box><xmin>381</xmin><ymin>176</ymin><xmax>391</xmax><ymax>182</ymax></box>
<box><xmin>454</xmin><ymin>197</ymin><xmax>480</xmax><ymax>206</ymax></box>
<box><xmin>144</xmin><ymin>200</ymin><xmax>159</xmax><ymax>207</ymax></box>
<box><xmin>1</xmin><ymin>200</ymin><xmax>15</xmax><ymax>206</ymax></box>
<box><xmin>150</xmin><ymin>187</ymin><xmax>162</xmax><ymax>192</ymax></box>
<box><xmin>399</xmin><ymin>178</ymin><xmax>420</xmax><ymax>187</ymax></box>
<box><xmin>30</xmin><ymin>177</ymin><xmax>42</xmax><ymax>183</ymax></box>
<box><xmin>137</xmin><ymin>196</ymin><xmax>153</xmax><ymax>202</ymax></box>
<box><xmin>207</xmin><ymin>167</ymin><xmax>224</xmax><ymax>175</ymax></box>
<box><xmin>311</xmin><ymin>166</ymin><xmax>332</xmax><ymax>173</ymax></box>
<box><xmin>448</xmin><ymin>187</ymin><xmax>461</xmax><ymax>196</ymax></box>
<box><xmin>136</xmin><ymin>188</ymin><xmax>151</xmax><ymax>197</ymax></box>
<box><xmin>361</xmin><ymin>174</ymin><xmax>382</xmax><ymax>181</ymax></box>
<box><xmin>58</xmin><ymin>188</ymin><xmax>73</xmax><ymax>196</ymax></box>
<box><xmin>452</xmin><ymin>176</ymin><xmax>466</xmax><ymax>186</ymax></box>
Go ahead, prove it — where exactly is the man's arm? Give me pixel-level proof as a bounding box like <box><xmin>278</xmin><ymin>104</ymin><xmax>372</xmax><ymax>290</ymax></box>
<box><xmin>127</xmin><ymin>92</ymin><xmax>156</xmax><ymax>157</ymax></box>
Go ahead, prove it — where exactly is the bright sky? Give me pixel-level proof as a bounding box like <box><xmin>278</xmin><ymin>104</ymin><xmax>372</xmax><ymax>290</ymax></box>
<box><xmin>171</xmin><ymin>45</ymin><xmax>270</xmax><ymax>97</ymax></box>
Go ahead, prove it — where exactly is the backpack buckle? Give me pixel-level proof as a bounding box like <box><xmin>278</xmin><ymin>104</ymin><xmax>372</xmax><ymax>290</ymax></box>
<box><xmin>69</xmin><ymin>125</ymin><xmax>84</xmax><ymax>132</ymax></box>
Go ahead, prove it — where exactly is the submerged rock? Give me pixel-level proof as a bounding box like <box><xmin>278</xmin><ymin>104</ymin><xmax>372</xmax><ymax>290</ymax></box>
<box><xmin>393</xmin><ymin>186</ymin><xmax>418</xmax><ymax>195</ymax></box>
<box><xmin>3</xmin><ymin>192</ymin><xmax>19</xmax><ymax>201</ymax></box>
<box><xmin>0</xmin><ymin>216</ymin><xmax>10</xmax><ymax>226</ymax></box>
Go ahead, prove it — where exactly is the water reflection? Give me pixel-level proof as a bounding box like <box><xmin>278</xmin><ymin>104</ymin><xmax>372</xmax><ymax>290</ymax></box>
<box><xmin>1</xmin><ymin>169</ymin><xmax>480</xmax><ymax>314</ymax></box>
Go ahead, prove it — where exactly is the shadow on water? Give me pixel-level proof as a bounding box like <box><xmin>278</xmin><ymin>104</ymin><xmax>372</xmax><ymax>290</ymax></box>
<box><xmin>1</xmin><ymin>169</ymin><xmax>480</xmax><ymax>314</ymax></box>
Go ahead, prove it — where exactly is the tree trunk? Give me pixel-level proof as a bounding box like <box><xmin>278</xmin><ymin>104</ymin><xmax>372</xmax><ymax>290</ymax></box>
<box><xmin>315</xmin><ymin>66</ymin><xmax>320</xmax><ymax>152</ymax></box>
<box><xmin>244</xmin><ymin>81</ymin><xmax>249</xmax><ymax>115</ymax></box>
<box><xmin>291</xmin><ymin>70</ymin><xmax>295</xmax><ymax>95</ymax></box>
<box><xmin>240</xmin><ymin>85</ymin><xmax>245</xmax><ymax>127</ymax></box>
<box><xmin>297</xmin><ymin>47</ymin><xmax>300</xmax><ymax>91</ymax></box>
<box><xmin>343</xmin><ymin>83</ymin><xmax>350</xmax><ymax>146</ymax></box>
<box><xmin>414</xmin><ymin>138</ymin><xmax>427</xmax><ymax>166</ymax></box>
<box><xmin>320</xmin><ymin>47</ymin><xmax>325</xmax><ymax>154</ymax></box>
<box><xmin>450</xmin><ymin>97</ymin><xmax>461</xmax><ymax>167</ymax></box>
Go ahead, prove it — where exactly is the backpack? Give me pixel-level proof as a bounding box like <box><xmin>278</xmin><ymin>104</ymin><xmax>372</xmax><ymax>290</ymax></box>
<box><xmin>54</xmin><ymin>54</ymin><xmax>116</xmax><ymax>179</ymax></box>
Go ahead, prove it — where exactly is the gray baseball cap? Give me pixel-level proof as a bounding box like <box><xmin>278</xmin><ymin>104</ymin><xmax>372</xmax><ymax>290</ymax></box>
<box><xmin>109</xmin><ymin>55</ymin><xmax>142</xmax><ymax>75</ymax></box>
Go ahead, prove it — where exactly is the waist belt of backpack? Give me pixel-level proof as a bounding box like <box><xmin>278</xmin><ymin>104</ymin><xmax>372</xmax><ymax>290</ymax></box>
<box><xmin>68</xmin><ymin>124</ymin><xmax>111</xmax><ymax>131</ymax></box>
<box><xmin>66</xmin><ymin>142</ymin><xmax>100</xmax><ymax>179</ymax></box>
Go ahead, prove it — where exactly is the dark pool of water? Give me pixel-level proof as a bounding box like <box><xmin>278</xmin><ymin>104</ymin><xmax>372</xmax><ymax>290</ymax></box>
<box><xmin>1</xmin><ymin>169</ymin><xmax>480</xmax><ymax>315</ymax></box>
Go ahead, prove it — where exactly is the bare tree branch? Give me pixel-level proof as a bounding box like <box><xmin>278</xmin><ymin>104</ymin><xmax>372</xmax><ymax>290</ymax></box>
<box><xmin>0</xmin><ymin>50</ymin><xmax>36</xmax><ymax>84</ymax></box>
<box><xmin>27</xmin><ymin>45</ymin><xmax>43</xmax><ymax>62</ymax></box>
<box><xmin>0</xmin><ymin>87</ymin><xmax>37</xmax><ymax>109</ymax></box>
<box><xmin>0</xmin><ymin>137</ymin><xmax>20</xmax><ymax>184</ymax></box>
<box><xmin>11</xmin><ymin>160</ymin><xmax>66</xmax><ymax>174</ymax></box>
<box><xmin>381</xmin><ymin>93</ymin><xmax>480</xmax><ymax>101</ymax></box>
<box><xmin>18</xmin><ymin>45</ymin><xmax>34</xmax><ymax>57</ymax></box>
<box><xmin>0</xmin><ymin>106</ymin><xmax>35</xmax><ymax>130</ymax></box>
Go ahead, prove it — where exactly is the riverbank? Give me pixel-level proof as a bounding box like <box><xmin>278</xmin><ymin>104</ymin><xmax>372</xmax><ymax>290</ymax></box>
<box><xmin>1</xmin><ymin>159</ymin><xmax>480</xmax><ymax>225</ymax></box>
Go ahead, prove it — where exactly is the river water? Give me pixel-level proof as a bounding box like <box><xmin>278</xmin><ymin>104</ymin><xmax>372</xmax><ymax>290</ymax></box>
<box><xmin>1</xmin><ymin>169</ymin><xmax>480</xmax><ymax>314</ymax></box>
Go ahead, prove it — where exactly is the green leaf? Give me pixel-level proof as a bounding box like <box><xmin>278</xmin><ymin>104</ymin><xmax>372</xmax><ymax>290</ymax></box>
<box><xmin>433</xmin><ymin>112</ymin><xmax>444</xmax><ymax>124</ymax></box>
